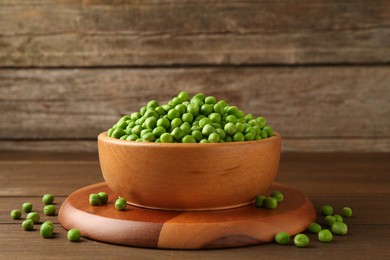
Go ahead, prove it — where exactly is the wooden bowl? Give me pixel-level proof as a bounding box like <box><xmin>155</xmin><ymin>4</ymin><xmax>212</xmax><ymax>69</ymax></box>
<box><xmin>98</xmin><ymin>132</ymin><xmax>281</xmax><ymax>211</ymax></box>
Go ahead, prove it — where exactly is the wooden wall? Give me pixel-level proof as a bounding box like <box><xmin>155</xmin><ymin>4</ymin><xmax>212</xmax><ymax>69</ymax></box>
<box><xmin>1</xmin><ymin>0</ymin><xmax>389</xmax><ymax>152</ymax></box>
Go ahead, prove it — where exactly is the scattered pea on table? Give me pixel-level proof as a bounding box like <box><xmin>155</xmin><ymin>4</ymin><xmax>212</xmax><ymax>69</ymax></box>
<box><xmin>10</xmin><ymin>209</ymin><xmax>22</xmax><ymax>220</ymax></box>
<box><xmin>22</xmin><ymin>202</ymin><xmax>33</xmax><ymax>213</ymax></box>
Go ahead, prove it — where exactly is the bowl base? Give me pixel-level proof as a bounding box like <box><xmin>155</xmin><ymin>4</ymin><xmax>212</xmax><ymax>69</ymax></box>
<box><xmin>58</xmin><ymin>182</ymin><xmax>316</xmax><ymax>249</ymax></box>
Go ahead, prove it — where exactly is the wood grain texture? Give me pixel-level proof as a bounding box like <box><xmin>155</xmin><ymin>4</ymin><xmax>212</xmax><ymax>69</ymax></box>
<box><xmin>1</xmin><ymin>0</ymin><xmax>389</xmax><ymax>66</ymax></box>
<box><xmin>1</xmin><ymin>138</ymin><xmax>390</xmax><ymax>152</ymax></box>
<box><xmin>1</xmin><ymin>152</ymin><xmax>390</xmax><ymax>258</ymax></box>
<box><xmin>1</xmin><ymin>66</ymin><xmax>389</xmax><ymax>152</ymax></box>
<box><xmin>58</xmin><ymin>182</ymin><xmax>316</xmax><ymax>249</ymax></box>
<box><xmin>1</xmin><ymin>152</ymin><xmax>388</xmax><ymax>197</ymax></box>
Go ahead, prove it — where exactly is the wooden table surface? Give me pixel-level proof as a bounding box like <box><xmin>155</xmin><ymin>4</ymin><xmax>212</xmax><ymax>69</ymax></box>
<box><xmin>1</xmin><ymin>152</ymin><xmax>389</xmax><ymax>259</ymax></box>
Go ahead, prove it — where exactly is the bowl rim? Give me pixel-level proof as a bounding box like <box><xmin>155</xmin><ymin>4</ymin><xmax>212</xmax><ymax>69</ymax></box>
<box><xmin>98</xmin><ymin>131</ymin><xmax>281</xmax><ymax>148</ymax></box>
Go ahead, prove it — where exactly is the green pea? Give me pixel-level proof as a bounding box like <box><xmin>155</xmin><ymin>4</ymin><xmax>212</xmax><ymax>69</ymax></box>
<box><xmin>256</xmin><ymin>117</ymin><xmax>267</xmax><ymax>128</ymax></box>
<box><xmin>213</xmin><ymin>103</ymin><xmax>225</xmax><ymax>114</ymax></box>
<box><xmin>334</xmin><ymin>214</ymin><xmax>343</xmax><ymax>223</ymax></box>
<box><xmin>160</xmin><ymin>133</ymin><xmax>174</xmax><ymax>143</ymax></box>
<box><xmin>216</xmin><ymin>128</ymin><xmax>226</xmax><ymax>139</ymax></box>
<box><xmin>233</xmin><ymin>132</ymin><xmax>245</xmax><ymax>142</ymax></box>
<box><xmin>41</xmin><ymin>195</ymin><xmax>53</xmax><ymax>206</ymax></box>
<box><xmin>260</xmin><ymin>130</ymin><xmax>268</xmax><ymax>139</ymax></box>
<box><xmin>26</xmin><ymin>212</ymin><xmax>40</xmax><ymax>224</ymax></box>
<box><xmin>171</xmin><ymin>127</ymin><xmax>185</xmax><ymax>141</ymax></box>
<box><xmin>178</xmin><ymin>91</ymin><xmax>190</xmax><ymax>101</ymax></box>
<box><xmin>142</xmin><ymin>132</ymin><xmax>156</xmax><ymax>142</ymax></box>
<box><xmin>140</xmin><ymin>128</ymin><xmax>152</xmax><ymax>138</ymax></box>
<box><xmin>342</xmin><ymin>207</ymin><xmax>353</xmax><ymax>217</ymax></box>
<box><xmin>144</xmin><ymin>109</ymin><xmax>159</xmax><ymax>119</ymax></box>
<box><xmin>255</xmin><ymin>195</ymin><xmax>266</xmax><ymax>208</ymax></box>
<box><xmin>115</xmin><ymin>198</ymin><xmax>127</xmax><ymax>211</ymax></box>
<box><xmin>112</xmin><ymin>128</ymin><xmax>126</xmax><ymax>139</ymax></box>
<box><xmin>40</xmin><ymin>224</ymin><xmax>54</xmax><ymax>238</ymax></box>
<box><xmin>131</xmin><ymin>125</ymin><xmax>142</xmax><ymax>136</ymax></box>
<box><xmin>191</xmin><ymin>130</ymin><xmax>203</xmax><ymax>142</ymax></box>
<box><xmin>147</xmin><ymin>100</ymin><xmax>159</xmax><ymax>109</ymax></box>
<box><xmin>212</xmin><ymin>122</ymin><xmax>222</xmax><ymax>129</ymax></box>
<box><xmin>263</xmin><ymin>125</ymin><xmax>274</xmax><ymax>137</ymax></box>
<box><xmin>22</xmin><ymin>202</ymin><xmax>33</xmax><ymax>213</ymax></box>
<box><xmin>191</xmin><ymin>97</ymin><xmax>204</xmax><ymax>106</ymax></box>
<box><xmin>193</xmin><ymin>93</ymin><xmax>206</xmax><ymax>101</ymax></box>
<box><xmin>10</xmin><ymin>209</ymin><xmax>22</xmax><ymax>220</ymax></box>
<box><xmin>68</xmin><ymin>228</ymin><xmax>81</xmax><ymax>242</ymax></box>
<box><xmin>308</xmin><ymin>222</ymin><xmax>322</xmax><ymax>233</ymax></box>
<box><xmin>42</xmin><ymin>221</ymin><xmax>53</xmax><ymax>228</ymax></box>
<box><xmin>187</xmin><ymin>103</ymin><xmax>200</xmax><ymax>117</ymax></box>
<box><xmin>209</xmin><ymin>113</ymin><xmax>221</xmax><ymax>123</ymax></box>
<box><xmin>162</xmin><ymin>104</ymin><xmax>172</xmax><ymax>112</ymax></box>
<box><xmin>182</xmin><ymin>113</ymin><xmax>194</xmax><ymax>123</ymax></box>
<box><xmin>200</xmin><ymin>104</ymin><xmax>213</xmax><ymax>116</ymax></box>
<box><xmin>126</xmin><ymin>134</ymin><xmax>139</xmax><ymax>141</ymax></box>
<box><xmin>119</xmin><ymin>135</ymin><xmax>128</xmax><ymax>140</ymax></box>
<box><xmin>318</xmin><ymin>229</ymin><xmax>333</xmax><ymax>242</ymax></box>
<box><xmin>171</xmin><ymin>118</ymin><xmax>182</xmax><ymax>129</ymax></box>
<box><xmin>22</xmin><ymin>219</ymin><xmax>34</xmax><ymax>231</ymax></box>
<box><xmin>98</xmin><ymin>192</ymin><xmax>109</xmax><ymax>203</ymax></box>
<box><xmin>235</xmin><ymin>123</ymin><xmax>244</xmax><ymax>133</ymax></box>
<box><xmin>144</xmin><ymin>117</ymin><xmax>157</xmax><ymax>129</ymax></box>
<box><xmin>205</xmin><ymin>96</ymin><xmax>216</xmax><ymax>104</ymax></box>
<box><xmin>264</xmin><ymin>197</ymin><xmax>278</xmax><ymax>209</ymax></box>
<box><xmin>130</xmin><ymin>112</ymin><xmax>141</xmax><ymax>120</ymax></box>
<box><xmin>107</xmin><ymin>128</ymin><xmax>115</xmax><ymax>137</ymax></box>
<box><xmin>202</xmin><ymin>124</ymin><xmax>216</xmax><ymax>136</ymax></box>
<box><xmin>275</xmin><ymin>231</ymin><xmax>290</xmax><ymax>245</ymax></box>
<box><xmin>182</xmin><ymin>135</ymin><xmax>196</xmax><ymax>143</ymax></box>
<box><xmin>332</xmin><ymin>222</ymin><xmax>348</xmax><ymax>235</ymax></box>
<box><xmin>180</xmin><ymin>123</ymin><xmax>191</xmax><ymax>135</ymax></box>
<box><xmin>89</xmin><ymin>193</ymin><xmax>102</xmax><ymax>206</ymax></box>
<box><xmin>226</xmin><ymin>115</ymin><xmax>238</xmax><ymax>123</ymax></box>
<box><xmin>227</xmin><ymin>106</ymin><xmax>244</xmax><ymax>118</ymax></box>
<box><xmin>43</xmin><ymin>205</ymin><xmax>56</xmax><ymax>216</ymax></box>
<box><xmin>157</xmin><ymin>117</ymin><xmax>170</xmax><ymax>130</ymax></box>
<box><xmin>324</xmin><ymin>216</ymin><xmax>337</xmax><ymax>227</ymax></box>
<box><xmin>155</xmin><ymin>106</ymin><xmax>166</xmax><ymax>116</ymax></box>
<box><xmin>175</xmin><ymin>104</ymin><xmax>187</xmax><ymax>115</ymax></box>
<box><xmin>271</xmin><ymin>190</ymin><xmax>284</xmax><ymax>202</ymax></box>
<box><xmin>244</xmin><ymin>133</ymin><xmax>255</xmax><ymax>141</ymax></box>
<box><xmin>245</xmin><ymin>114</ymin><xmax>254</xmax><ymax>122</ymax></box>
<box><xmin>140</xmin><ymin>106</ymin><xmax>147</xmax><ymax>116</ymax></box>
<box><xmin>199</xmin><ymin>139</ymin><xmax>209</xmax><ymax>143</ymax></box>
<box><xmin>167</xmin><ymin>108</ymin><xmax>180</xmax><ymax>120</ymax></box>
<box><xmin>322</xmin><ymin>205</ymin><xmax>333</xmax><ymax>216</ymax></box>
<box><xmin>191</xmin><ymin>125</ymin><xmax>201</xmax><ymax>131</ymax></box>
<box><xmin>116</xmin><ymin>120</ymin><xmax>128</xmax><ymax>129</ymax></box>
<box><xmin>199</xmin><ymin>118</ymin><xmax>212</xmax><ymax>128</ymax></box>
<box><xmin>294</xmin><ymin>234</ymin><xmax>310</xmax><ymax>248</ymax></box>
<box><xmin>208</xmin><ymin>133</ymin><xmax>220</xmax><ymax>143</ymax></box>
<box><xmin>224</xmin><ymin>122</ymin><xmax>236</xmax><ymax>135</ymax></box>
<box><xmin>152</xmin><ymin>126</ymin><xmax>166</xmax><ymax>137</ymax></box>
<box><xmin>195</xmin><ymin>115</ymin><xmax>206</xmax><ymax>121</ymax></box>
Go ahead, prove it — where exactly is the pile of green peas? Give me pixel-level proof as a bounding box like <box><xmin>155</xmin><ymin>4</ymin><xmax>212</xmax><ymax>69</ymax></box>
<box><xmin>107</xmin><ymin>92</ymin><xmax>274</xmax><ymax>143</ymax></box>
<box><xmin>255</xmin><ymin>190</ymin><xmax>284</xmax><ymax>209</ymax></box>
<box><xmin>274</xmin><ymin>204</ymin><xmax>353</xmax><ymax>247</ymax></box>
<box><xmin>10</xmin><ymin>194</ymin><xmax>81</xmax><ymax>242</ymax></box>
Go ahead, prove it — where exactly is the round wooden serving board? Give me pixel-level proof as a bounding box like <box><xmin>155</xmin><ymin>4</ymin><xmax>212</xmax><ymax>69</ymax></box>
<box><xmin>58</xmin><ymin>182</ymin><xmax>316</xmax><ymax>249</ymax></box>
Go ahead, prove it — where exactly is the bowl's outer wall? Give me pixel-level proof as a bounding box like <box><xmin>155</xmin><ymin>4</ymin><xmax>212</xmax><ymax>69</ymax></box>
<box><xmin>98</xmin><ymin>133</ymin><xmax>281</xmax><ymax>210</ymax></box>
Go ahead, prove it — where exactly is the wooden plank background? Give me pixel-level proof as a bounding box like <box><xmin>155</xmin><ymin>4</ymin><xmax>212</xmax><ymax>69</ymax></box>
<box><xmin>0</xmin><ymin>0</ymin><xmax>389</xmax><ymax>152</ymax></box>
